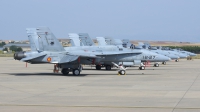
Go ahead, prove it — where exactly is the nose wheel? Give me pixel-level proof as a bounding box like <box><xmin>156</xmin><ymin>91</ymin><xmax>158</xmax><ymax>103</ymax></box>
<box><xmin>118</xmin><ymin>70</ymin><xmax>126</xmax><ymax>75</ymax></box>
<box><xmin>162</xmin><ymin>61</ymin><xmax>166</xmax><ymax>65</ymax></box>
<box><xmin>139</xmin><ymin>66</ymin><xmax>145</xmax><ymax>70</ymax></box>
<box><xmin>154</xmin><ymin>63</ymin><xmax>159</xmax><ymax>67</ymax></box>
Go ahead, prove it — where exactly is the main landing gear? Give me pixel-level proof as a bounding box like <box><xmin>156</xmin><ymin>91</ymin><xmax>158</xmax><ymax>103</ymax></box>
<box><xmin>96</xmin><ymin>65</ymin><xmax>101</xmax><ymax>70</ymax></box>
<box><xmin>105</xmin><ymin>65</ymin><xmax>111</xmax><ymax>70</ymax></box>
<box><xmin>162</xmin><ymin>61</ymin><xmax>166</xmax><ymax>65</ymax></box>
<box><xmin>61</xmin><ymin>65</ymin><xmax>82</xmax><ymax>76</ymax></box>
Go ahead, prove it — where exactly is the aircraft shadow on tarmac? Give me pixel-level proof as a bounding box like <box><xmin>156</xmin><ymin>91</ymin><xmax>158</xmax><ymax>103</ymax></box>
<box><xmin>7</xmin><ymin>72</ymin><xmax>160</xmax><ymax>77</ymax></box>
<box><xmin>82</xmin><ymin>68</ymin><xmax>165</xmax><ymax>71</ymax></box>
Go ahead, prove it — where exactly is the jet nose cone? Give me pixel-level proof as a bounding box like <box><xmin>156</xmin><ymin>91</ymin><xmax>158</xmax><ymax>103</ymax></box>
<box><xmin>191</xmin><ymin>53</ymin><xmax>197</xmax><ymax>56</ymax></box>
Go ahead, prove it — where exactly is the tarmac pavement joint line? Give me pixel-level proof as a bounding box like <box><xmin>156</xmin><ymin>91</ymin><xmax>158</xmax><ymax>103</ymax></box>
<box><xmin>172</xmin><ymin>72</ymin><xmax>200</xmax><ymax>112</ymax></box>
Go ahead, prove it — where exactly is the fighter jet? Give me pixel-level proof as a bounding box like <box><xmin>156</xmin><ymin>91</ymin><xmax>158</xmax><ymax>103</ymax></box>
<box><xmin>14</xmin><ymin>27</ymin><xmax>84</xmax><ymax>76</ymax></box>
<box><xmin>178</xmin><ymin>49</ymin><xmax>197</xmax><ymax>57</ymax></box>
<box><xmin>162</xmin><ymin>47</ymin><xmax>196</xmax><ymax>57</ymax></box>
<box><xmin>159</xmin><ymin>46</ymin><xmax>189</xmax><ymax>61</ymax></box>
<box><xmin>69</xmin><ymin>34</ymin><xmax>171</xmax><ymax>70</ymax></box>
<box><xmin>136</xmin><ymin>42</ymin><xmax>182</xmax><ymax>63</ymax></box>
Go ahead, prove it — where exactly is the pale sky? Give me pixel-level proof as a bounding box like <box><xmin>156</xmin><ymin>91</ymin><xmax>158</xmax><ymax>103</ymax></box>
<box><xmin>0</xmin><ymin>0</ymin><xmax>199</xmax><ymax>42</ymax></box>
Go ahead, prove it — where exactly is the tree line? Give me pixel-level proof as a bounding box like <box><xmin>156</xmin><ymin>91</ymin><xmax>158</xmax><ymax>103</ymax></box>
<box><xmin>0</xmin><ymin>42</ymin><xmax>6</xmax><ymax>47</ymax></box>
<box><xmin>168</xmin><ymin>46</ymin><xmax>200</xmax><ymax>54</ymax></box>
<box><xmin>3</xmin><ymin>45</ymin><xmax>22</xmax><ymax>52</ymax></box>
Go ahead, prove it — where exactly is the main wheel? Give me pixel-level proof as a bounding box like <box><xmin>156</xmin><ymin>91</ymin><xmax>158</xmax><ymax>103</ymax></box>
<box><xmin>105</xmin><ymin>65</ymin><xmax>111</xmax><ymax>70</ymax></box>
<box><xmin>61</xmin><ymin>68</ymin><xmax>69</xmax><ymax>75</ymax></box>
<box><xmin>73</xmin><ymin>69</ymin><xmax>80</xmax><ymax>76</ymax></box>
<box><xmin>162</xmin><ymin>61</ymin><xmax>166</xmax><ymax>65</ymax></box>
<box><xmin>96</xmin><ymin>65</ymin><xmax>101</xmax><ymax>70</ymax></box>
<box><xmin>119</xmin><ymin>70</ymin><xmax>126</xmax><ymax>75</ymax></box>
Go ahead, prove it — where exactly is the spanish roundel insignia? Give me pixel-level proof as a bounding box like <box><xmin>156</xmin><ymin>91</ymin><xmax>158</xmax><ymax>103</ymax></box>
<box><xmin>47</xmin><ymin>57</ymin><xmax>51</xmax><ymax>62</ymax></box>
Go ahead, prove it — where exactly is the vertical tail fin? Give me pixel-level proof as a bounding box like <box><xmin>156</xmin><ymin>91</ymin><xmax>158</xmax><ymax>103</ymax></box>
<box><xmin>104</xmin><ymin>37</ymin><xmax>112</xmax><ymax>45</ymax></box>
<box><xmin>68</xmin><ymin>33</ymin><xmax>81</xmax><ymax>46</ymax></box>
<box><xmin>96</xmin><ymin>37</ymin><xmax>107</xmax><ymax>46</ymax></box>
<box><xmin>78</xmin><ymin>33</ymin><xmax>95</xmax><ymax>46</ymax></box>
<box><xmin>104</xmin><ymin>37</ymin><xmax>123</xmax><ymax>48</ymax></box>
<box><xmin>26</xmin><ymin>28</ymin><xmax>39</xmax><ymax>51</ymax></box>
<box><xmin>122</xmin><ymin>39</ymin><xmax>133</xmax><ymax>48</ymax></box>
<box><xmin>26</xmin><ymin>27</ymin><xmax>65</xmax><ymax>52</ymax></box>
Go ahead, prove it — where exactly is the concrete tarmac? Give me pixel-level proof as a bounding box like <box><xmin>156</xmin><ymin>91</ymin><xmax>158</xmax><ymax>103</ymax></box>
<box><xmin>0</xmin><ymin>57</ymin><xmax>200</xmax><ymax>112</ymax></box>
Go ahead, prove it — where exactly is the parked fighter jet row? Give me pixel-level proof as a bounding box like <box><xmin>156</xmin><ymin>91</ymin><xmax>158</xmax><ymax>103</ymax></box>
<box><xmin>13</xmin><ymin>27</ymin><xmax>197</xmax><ymax>75</ymax></box>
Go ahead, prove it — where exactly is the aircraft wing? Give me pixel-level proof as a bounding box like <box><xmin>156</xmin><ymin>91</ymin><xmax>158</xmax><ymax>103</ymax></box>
<box><xmin>68</xmin><ymin>52</ymin><xmax>101</xmax><ymax>58</ymax></box>
<box><xmin>69</xmin><ymin>51</ymin><xmax>142</xmax><ymax>57</ymax></box>
<box><xmin>95</xmin><ymin>51</ymin><xmax>142</xmax><ymax>55</ymax></box>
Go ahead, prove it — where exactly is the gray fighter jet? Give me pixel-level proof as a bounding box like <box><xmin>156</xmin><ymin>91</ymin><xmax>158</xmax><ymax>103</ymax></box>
<box><xmin>69</xmin><ymin>34</ymin><xmax>171</xmax><ymax>70</ymax></box>
<box><xmin>14</xmin><ymin>27</ymin><xmax>84</xmax><ymax>76</ymax></box>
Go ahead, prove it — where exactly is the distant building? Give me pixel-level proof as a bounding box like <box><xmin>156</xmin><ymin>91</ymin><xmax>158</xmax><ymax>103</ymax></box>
<box><xmin>4</xmin><ymin>40</ymin><xmax>16</xmax><ymax>44</ymax></box>
<box><xmin>3</xmin><ymin>43</ymin><xmax>30</xmax><ymax>51</ymax></box>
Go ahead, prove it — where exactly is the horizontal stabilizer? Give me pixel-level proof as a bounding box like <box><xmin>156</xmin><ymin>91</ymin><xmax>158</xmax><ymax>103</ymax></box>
<box><xmin>20</xmin><ymin>53</ymin><xmax>46</xmax><ymax>61</ymax></box>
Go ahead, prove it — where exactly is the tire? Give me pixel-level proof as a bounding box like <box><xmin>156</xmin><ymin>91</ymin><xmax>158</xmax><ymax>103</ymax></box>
<box><xmin>96</xmin><ymin>65</ymin><xmax>101</xmax><ymax>70</ymax></box>
<box><xmin>162</xmin><ymin>61</ymin><xmax>166</xmax><ymax>65</ymax></box>
<box><xmin>154</xmin><ymin>63</ymin><xmax>159</xmax><ymax>67</ymax></box>
<box><xmin>141</xmin><ymin>66</ymin><xmax>145</xmax><ymax>70</ymax></box>
<box><xmin>120</xmin><ymin>70</ymin><xmax>125</xmax><ymax>75</ymax></box>
<box><xmin>175</xmin><ymin>59</ymin><xmax>179</xmax><ymax>62</ymax></box>
<box><xmin>73</xmin><ymin>69</ymin><xmax>80</xmax><ymax>76</ymax></box>
<box><xmin>61</xmin><ymin>68</ymin><xmax>69</xmax><ymax>75</ymax></box>
<box><xmin>105</xmin><ymin>65</ymin><xmax>111</xmax><ymax>70</ymax></box>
